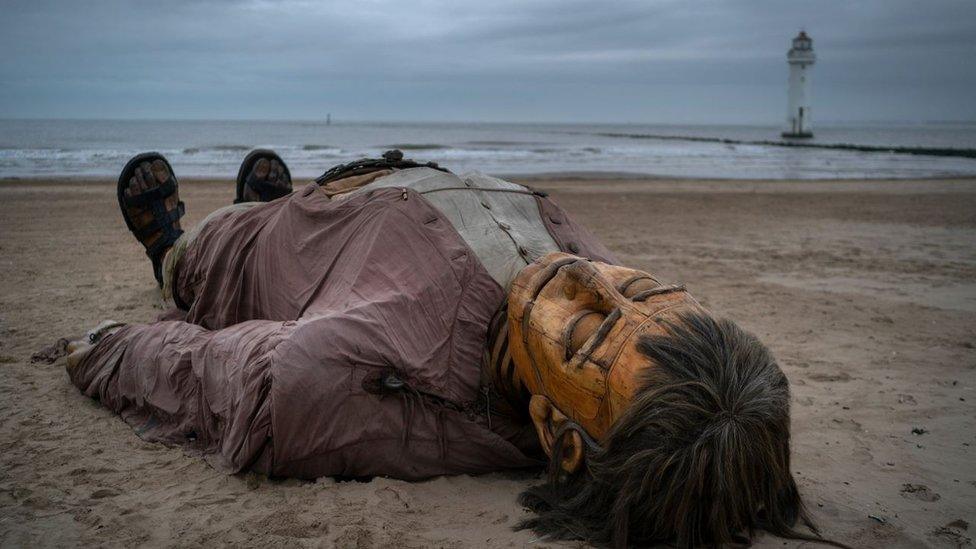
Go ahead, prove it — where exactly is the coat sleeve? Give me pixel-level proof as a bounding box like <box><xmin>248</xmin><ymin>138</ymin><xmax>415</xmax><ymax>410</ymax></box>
<box><xmin>67</xmin><ymin>319</ymin><xmax>296</xmax><ymax>474</ymax></box>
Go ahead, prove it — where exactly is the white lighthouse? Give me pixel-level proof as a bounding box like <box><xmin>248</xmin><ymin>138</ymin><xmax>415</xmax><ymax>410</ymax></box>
<box><xmin>783</xmin><ymin>31</ymin><xmax>815</xmax><ymax>138</ymax></box>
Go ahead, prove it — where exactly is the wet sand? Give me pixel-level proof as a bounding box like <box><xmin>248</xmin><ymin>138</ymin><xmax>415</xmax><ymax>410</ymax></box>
<box><xmin>1</xmin><ymin>176</ymin><xmax>974</xmax><ymax>547</ymax></box>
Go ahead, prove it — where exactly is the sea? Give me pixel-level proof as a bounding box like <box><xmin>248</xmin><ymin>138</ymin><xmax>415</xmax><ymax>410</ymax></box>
<box><xmin>2</xmin><ymin>119</ymin><xmax>976</xmax><ymax>180</ymax></box>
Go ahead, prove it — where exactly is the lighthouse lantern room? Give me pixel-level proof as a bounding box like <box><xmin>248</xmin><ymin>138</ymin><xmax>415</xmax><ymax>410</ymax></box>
<box><xmin>783</xmin><ymin>31</ymin><xmax>815</xmax><ymax>138</ymax></box>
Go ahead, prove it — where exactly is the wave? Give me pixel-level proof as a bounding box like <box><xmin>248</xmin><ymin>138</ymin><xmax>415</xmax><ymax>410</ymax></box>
<box><xmin>383</xmin><ymin>143</ymin><xmax>452</xmax><ymax>151</ymax></box>
<box><xmin>183</xmin><ymin>145</ymin><xmax>251</xmax><ymax>154</ymax></box>
<box><xmin>527</xmin><ymin>147</ymin><xmax>601</xmax><ymax>154</ymax></box>
<box><xmin>4</xmin><ymin>137</ymin><xmax>976</xmax><ymax>180</ymax></box>
<box><xmin>465</xmin><ymin>140</ymin><xmax>547</xmax><ymax>147</ymax></box>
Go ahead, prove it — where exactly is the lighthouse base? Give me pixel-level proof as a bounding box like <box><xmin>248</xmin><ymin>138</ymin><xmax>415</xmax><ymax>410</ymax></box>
<box><xmin>781</xmin><ymin>131</ymin><xmax>813</xmax><ymax>139</ymax></box>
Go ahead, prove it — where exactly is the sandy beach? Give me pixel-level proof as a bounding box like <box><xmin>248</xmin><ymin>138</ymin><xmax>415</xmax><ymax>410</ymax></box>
<box><xmin>1</xmin><ymin>175</ymin><xmax>974</xmax><ymax>547</ymax></box>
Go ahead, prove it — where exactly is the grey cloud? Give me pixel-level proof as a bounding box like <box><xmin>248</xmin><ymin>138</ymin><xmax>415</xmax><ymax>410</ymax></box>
<box><xmin>1</xmin><ymin>0</ymin><xmax>974</xmax><ymax>122</ymax></box>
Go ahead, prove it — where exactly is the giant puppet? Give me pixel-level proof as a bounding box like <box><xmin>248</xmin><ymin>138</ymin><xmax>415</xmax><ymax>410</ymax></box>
<box><xmin>66</xmin><ymin>150</ymin><xmax>827</xmax><ymax>547</ymax></box>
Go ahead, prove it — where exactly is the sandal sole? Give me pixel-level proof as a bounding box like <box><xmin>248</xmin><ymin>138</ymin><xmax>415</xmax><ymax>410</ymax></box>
<box><xmin>235</xmin><ymin>149</ymin><xmax>292</xmax><ymax>204</ymax></box>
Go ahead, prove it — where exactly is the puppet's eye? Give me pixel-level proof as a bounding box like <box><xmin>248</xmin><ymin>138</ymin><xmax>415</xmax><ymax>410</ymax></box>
<box><xmin>567</xmin><ymin>311</ymin><xmax>605</xmax><ymax>356</ymax></box>
<box><xmin>621</xmin><ymin>277</ymin><xmax>660</xmax><ymax>299</ymax></box>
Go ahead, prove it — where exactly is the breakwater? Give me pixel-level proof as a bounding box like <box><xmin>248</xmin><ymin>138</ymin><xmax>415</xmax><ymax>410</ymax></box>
<box><xmin>593</xmin><ymin>132</ymin><xmax>976</xmax><ymax>160</ymax></box>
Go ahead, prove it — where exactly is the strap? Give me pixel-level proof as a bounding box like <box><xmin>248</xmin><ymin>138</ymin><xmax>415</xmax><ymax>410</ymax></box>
<box><xmin>246</xmin><ymin>178</ymin><xmax>291</xmax><ymax>203</ymax></box>
<box><xmin>145</xmin><ymin>228</ymin><xmax>183</xmax><ymax>259</ymax></box>
<box><xmin>124</xmin><ymin>179</ymin><xmax>177</xmax><ymax>207</ymax></box>
<box><xmin>418</xmin><ymin>186</ymin><xmax>548</xmax><ymax>197</ymax></box>
<box><xmin>138</xmin><ymin>195</ymin><xmax>185</xmax><ymax>284</ymax></box>
<box><xmin>315</xmin><ymin>149</ymin><xmax>451</xmax><ymax>185</ymax></box>
<box><xmin>145</xmin><ymin>225</ymin><xmax>184</xmax><ymax>286</ymax></box>
<box><xmin>133</xmin><ymin>201</ymin><xmax>185</xmax><ymax>239</ymax></box>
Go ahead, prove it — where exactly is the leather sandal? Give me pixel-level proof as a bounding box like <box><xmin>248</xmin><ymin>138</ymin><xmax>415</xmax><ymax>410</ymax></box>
<box><xmin>116</xmin><ymin>152</ymin><xmax>185</xmax><ymax>285</ymax></box>
<box><xmin>234</xmin><ymin>149</ymin><xmax>292</xmax><ymax>203</ymax></box>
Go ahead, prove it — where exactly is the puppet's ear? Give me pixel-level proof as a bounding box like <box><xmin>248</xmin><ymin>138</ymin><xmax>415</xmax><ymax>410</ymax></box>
<box><xmin>528</xmin><ymin>395</ymin><xmax>585</xmax><ymax>474</ymax></box>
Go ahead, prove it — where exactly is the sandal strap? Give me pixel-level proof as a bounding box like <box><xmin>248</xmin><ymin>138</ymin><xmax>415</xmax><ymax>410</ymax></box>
<box><xmin>145</xmin><ymin>222</ymin><xmax>184</xmax><ymax>286</ymax></box>
<box><xmin>124</xmin><ymin>179</ymin><xmax>177</xmax><ymax>207</ymax></box>
<box><xmin>133</xmin><ymin>201</ymin><xmax>185</xmax><ymax>240</ymax></box>
<box><xmin>145</xmin><ymin>227</ymin><xmax>183</xmax><ymax>259</ymax></box>
<box><xmin>235</xmin><ymin>178</ymin><xmax>291</xmax><ymax>204</ymax></box>
<box><xmin>315</xmin><ymin>149</ymin><xmax>450</xmax><ymax>186</ymax></box>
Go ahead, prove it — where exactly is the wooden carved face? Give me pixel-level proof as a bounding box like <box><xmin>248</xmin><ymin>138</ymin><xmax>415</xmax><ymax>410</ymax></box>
<box><xmin>508</xmin><ymin>252</ymin><xmax>704</xmax><ymax>441</ymax></box>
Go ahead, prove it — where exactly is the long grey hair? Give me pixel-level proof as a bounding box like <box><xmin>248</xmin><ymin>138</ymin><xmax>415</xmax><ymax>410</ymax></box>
<box><xmin>516</xmin><ymin>311</ymin><xmax>847</xmax><ymax>548</ymax></box>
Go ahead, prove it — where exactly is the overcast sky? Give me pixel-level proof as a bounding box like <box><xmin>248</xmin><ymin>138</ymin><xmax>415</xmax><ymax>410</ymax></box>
<box><xmin>1</xmin><ymin>0</ymin><xmax>974</xmax><ymax>124</ymax></box>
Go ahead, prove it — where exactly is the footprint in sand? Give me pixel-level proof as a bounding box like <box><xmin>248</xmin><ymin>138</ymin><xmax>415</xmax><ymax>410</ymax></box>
<box><xmin>900</xmin><ymin>483</ymin><xmax>940</xmax><ymax>502</ymax></box>
<box><xmin>374</xmin><ymin>485</ymin><xmax>411</xmax><ymax>510</ymax></box>
<box><xmin>808</xmin><ymin>371</ymin><xmax>852</xmax><ymax>383</ymax></box>
<box><xmin>930</xmin><ymin>521</ymin><xmax>972</xmax><ymax>547</ymax></box>
<box><xmin>333</xmin><ymin>526</ymin><xmax>373</xmax><ymax>547</ymax></box>
<box><xmin>90</xmin><ymin>488</ymin><xmax>121</xmax><ymax>499</ymax></box>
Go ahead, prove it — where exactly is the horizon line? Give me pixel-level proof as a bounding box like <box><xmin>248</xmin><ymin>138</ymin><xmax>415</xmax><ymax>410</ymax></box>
<box><xmin>2</xmin><ymin>117</ymin><xmax>974</xmax><ymax>126</ymax></box>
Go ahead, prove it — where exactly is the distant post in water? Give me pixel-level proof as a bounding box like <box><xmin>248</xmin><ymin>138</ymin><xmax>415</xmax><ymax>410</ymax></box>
<box><xmin>783</xmin><ymin>31</ymin><xmax>815</xmax><ymax>138</ymax></box>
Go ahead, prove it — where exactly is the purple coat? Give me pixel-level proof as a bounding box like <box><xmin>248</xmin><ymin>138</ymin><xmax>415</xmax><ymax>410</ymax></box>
<box><xmin>70</xmin><ymin>182</ymin><xmax>614</xmax><ymax>479</ymax></box>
